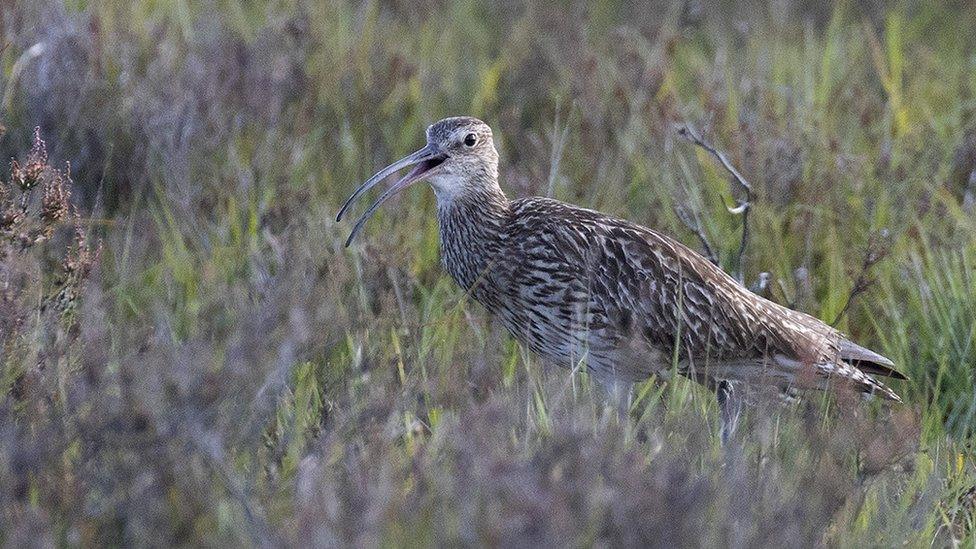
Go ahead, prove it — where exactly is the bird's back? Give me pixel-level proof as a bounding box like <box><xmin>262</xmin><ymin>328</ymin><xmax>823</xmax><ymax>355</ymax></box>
<box><xmin>462</xmin><ymin>196</ymin><xmax>902</xmax><ymax>399</ymax></box>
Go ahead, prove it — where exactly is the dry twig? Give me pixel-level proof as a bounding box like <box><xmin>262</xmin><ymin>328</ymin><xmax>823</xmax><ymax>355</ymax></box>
<box><xmin>830</xmin><ymin>229</ymin><xmax>892</xmax><ymax>327</ymax></box>
<box><xmin>677</xmin><ymin>123</ymin><xmax>753</xmax><ymax>282</ymax></box>
<box><xmin>674</xmin><ymin>203</ymin><xmax>719</xmax><ymax>266</ymax></box>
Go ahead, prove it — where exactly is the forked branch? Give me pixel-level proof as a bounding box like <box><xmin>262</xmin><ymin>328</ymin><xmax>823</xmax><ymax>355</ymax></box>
<box><xmin>677</xmin><ymin>123</ymin><xmax>753</xmax><ymax>282</ymax></box>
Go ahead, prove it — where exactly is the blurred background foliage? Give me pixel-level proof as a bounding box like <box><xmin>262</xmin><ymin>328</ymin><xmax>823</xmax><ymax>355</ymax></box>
<box><xmin>1</xmin><ymin>0</ymin><xmax>975</xmax><ymax>546</ymax></box>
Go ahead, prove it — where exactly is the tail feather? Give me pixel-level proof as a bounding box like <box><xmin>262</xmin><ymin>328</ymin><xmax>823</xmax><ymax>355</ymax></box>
<box><xmin>837</xmin><ymin>364</ymin><xmax>902</xmax><ymax>402</ymax></box>
<box><xmin>695</xmin><ymin>355</ymin><xmax>903</xmax><ymax>402</ymax></box>
<box><xmin>837</xmin><ymin>339</ymin><xmax>909</xmax><ymax>380</ymax></box>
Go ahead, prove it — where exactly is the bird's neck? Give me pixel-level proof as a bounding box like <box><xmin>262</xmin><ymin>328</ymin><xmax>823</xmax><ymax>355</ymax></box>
<box><xmin>436</xmin><ymin>182</ymin><xmax>510</xmax><ymax>291</ymax></box>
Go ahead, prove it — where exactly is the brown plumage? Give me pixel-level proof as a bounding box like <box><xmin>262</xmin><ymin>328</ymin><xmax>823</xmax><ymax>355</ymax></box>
<box><xmin>337</xmin><ymin>116</ymin><xmax>905</xmax><ymax>422</ymax></box>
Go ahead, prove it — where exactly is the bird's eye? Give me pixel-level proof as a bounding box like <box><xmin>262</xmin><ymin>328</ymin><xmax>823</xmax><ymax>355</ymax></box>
<box><xmin>463</xmin><ymin>133</ymin><xmax>477</xmax><ymax>147</ymax></box>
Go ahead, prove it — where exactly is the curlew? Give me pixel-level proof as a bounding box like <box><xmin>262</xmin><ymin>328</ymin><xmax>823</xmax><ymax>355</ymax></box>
<box><xmin>336</xmin><ymin>116</ymin><xmax>905</xmax><ymax>439</ymax></box>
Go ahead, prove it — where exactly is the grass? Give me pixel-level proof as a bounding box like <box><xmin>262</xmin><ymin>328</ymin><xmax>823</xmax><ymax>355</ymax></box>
<box><xmin>1</xmin><ymin>0</ymin><xmax>975</xmax><ymax>546</ymax></box>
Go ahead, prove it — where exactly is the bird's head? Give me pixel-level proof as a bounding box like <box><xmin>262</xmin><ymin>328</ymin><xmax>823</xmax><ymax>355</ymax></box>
<box><xmin>336</xmin><ymin>116</ymin><xmax>499</xmax><ymax>246</ymax></box>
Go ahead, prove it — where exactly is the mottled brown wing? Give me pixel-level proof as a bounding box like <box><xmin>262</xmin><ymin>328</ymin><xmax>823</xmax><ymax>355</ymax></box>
<box><xmin>506</xmin><ymin>197</ymin><xmax>903</xmax><ymax>399</ymax></box>
<box><xmin>508</xmin><ymin>198</ymin><xmax>781</xmax><ymax>360</ymax></box>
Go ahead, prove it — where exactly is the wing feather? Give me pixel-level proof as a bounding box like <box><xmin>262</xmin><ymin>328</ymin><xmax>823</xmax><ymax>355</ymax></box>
<box><xmin>507</xmin><ymin>197</ymin><xmax>905</xmax><ymax>398</ymax></box>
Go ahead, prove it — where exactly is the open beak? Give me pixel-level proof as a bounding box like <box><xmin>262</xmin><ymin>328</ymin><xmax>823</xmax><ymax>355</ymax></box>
<box><xmin>336</xmin><ymin>144</ymin><xmax>447</xmax><ymax>247</ymax></box>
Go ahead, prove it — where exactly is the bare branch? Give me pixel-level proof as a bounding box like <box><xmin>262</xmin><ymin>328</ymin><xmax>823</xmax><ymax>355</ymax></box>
<box><xmin>674</xmin><ymin>203</ymin><xmax>719</xmax><ymax>266</ymax></box>
<box><xmin>677</xmin><ymin>123</ymin><xmax>754</xmax><ymax>282</ymax></box>
<box><xmin>830</xmin><ymin>229</ymin><xmax>892</xmax><ymax>327</ymax></box>
<box><xmin>677</xmin><ymin>124</ymin><xmax>753</xmax><ymax>194</ymax></box>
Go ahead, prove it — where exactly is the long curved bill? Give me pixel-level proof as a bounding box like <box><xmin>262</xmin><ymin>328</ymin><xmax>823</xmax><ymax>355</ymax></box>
<box><xmin>336</xmin><ymin>144</ymin><xmax>444</xmax><ymax>247</ymax></box>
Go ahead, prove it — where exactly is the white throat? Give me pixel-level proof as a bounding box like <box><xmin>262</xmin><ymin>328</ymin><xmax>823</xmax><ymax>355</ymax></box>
<box><xmin>428</xmin><ymin>173</ymin><xmax>469</xmax><ymax>204</ymax></box>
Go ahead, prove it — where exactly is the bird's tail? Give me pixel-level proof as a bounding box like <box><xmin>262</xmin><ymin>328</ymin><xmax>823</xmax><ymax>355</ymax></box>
<box><xmin>694</xmin><ymin>354</ymin><xmax>903</xmax><ymax>402</ymax></box>
<box><xmin>837</xmin><ymin>338</ymin><xmax>908</xmax><ymax>380</ymax></box>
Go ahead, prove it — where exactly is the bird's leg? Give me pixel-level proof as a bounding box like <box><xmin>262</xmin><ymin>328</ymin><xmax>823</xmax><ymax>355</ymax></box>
<box><xmin>685</xmin><ymin>369</ymin><xmax>742</xmax><ymax>445</ymax></box>
<box><xmin>716</xmin><ymin>380</ymin><xmax>742</xmax><ymax>444</ymax></box>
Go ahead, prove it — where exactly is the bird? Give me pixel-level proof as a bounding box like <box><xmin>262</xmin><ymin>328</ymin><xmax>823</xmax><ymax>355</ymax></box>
<box><xmin>336</xmin><ymin>116</ymin><xmax>906</xmax><ymax>439</ymax></box>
